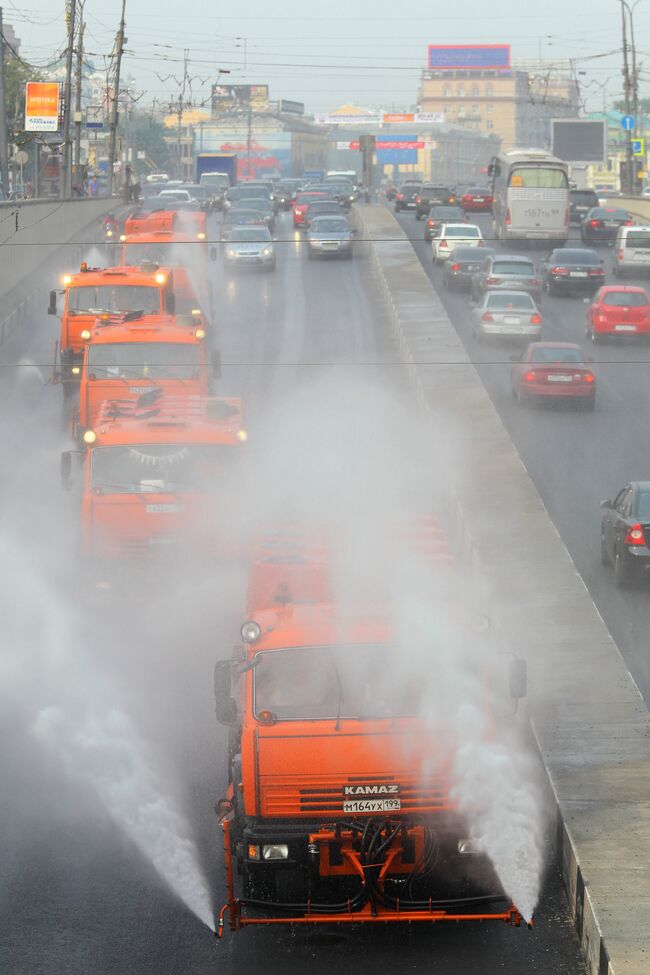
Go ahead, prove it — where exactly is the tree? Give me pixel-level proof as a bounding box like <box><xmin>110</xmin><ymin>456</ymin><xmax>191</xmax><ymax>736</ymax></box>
<box><xmin>613</xmin><ymin>97</ymin><xmax>650</xmax><ymax>116</ymax></box>
<box><xmin>4</xmin><ymin>50</ymin><xmax>42</xmax><ymax>146</ymax></box>
<box><xmin>124</xmin><ymin>110</ymin><xmax>171</xmax><ymax>172</ymax></box>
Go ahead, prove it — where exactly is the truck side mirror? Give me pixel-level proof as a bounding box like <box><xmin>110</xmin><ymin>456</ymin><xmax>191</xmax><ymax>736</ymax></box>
<box><xmin>214</xmin><ymin>660</ymin><xmax>237</xmax><ymax>725</ymax></box>
<box><xmin>509</xmin><ymin>658</ymin><xmax>527</xmax><ymax>700</ymax></box>
<box><xmin>60</xmin><ymin>450</ymin><xmax>72</xmax><ymax>489</ymax></box>
<box><xmin>211</xmin><ymin>349</ymin><xmax>221</xmax><ymax>379</ymax></box>
<box><xmin>167</xmin><ymin>292</ymin><xmax>176</xmax><ymax>315</ymax></box>
<box><xmin>210</xmin><ymin>247</ymin><xmax>217</xmax><ymax>262</ymax></box>
<box><xmin>48</xmin><ymin>290</ymin><xmax>57</xmax><ymax>315</ymax></box>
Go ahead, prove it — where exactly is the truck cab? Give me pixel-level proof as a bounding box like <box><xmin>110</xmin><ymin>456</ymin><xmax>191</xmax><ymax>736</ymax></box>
<box><xmin>62</xmin><ymin>394</ymin><xmax>246</xmax><ymax>570</ymax></box>
<box><xmin>75</xmin><ymin>314</ymin><xmax>218</xmax><ymax>436</ymax></box>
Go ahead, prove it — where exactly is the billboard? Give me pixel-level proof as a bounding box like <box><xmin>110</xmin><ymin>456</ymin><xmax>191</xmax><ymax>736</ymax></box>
<box><xmin>25</xmin><ymin>81</ymin><xmax>60</xmax><ymax>131</ymax></box>
<box><xmin>428</xmin><ymin>44</ymin><xmax>511</xmax><ymax>70</ymax></box>
<box><xmin>280</xmin><ymin>99</ymin><xmax>304</xmax><ymax>116</ymax></box>
<box><xmin>551</xmin><ymin>119</ymin><xmax>607</xmax><ymax>163</ymax></box>
<box><xmin>211</xmin><ymin>84</ymin><xmax>269</xmax><ymax>115</ymax></box>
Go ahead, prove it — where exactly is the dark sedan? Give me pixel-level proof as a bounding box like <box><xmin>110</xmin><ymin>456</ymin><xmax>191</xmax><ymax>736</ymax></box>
<box><xmin>601</xmin><ymin>482</ymin><xmax>650</xmax><ymax>586</ymax></box>
<box><xmin>542</xmin><ymin>248</ymin><xmax>605</xmax><ymax>296</ymax></box>
<box><xmin>424</xmin><ymin>205</ymin><xmax>467</xmax><ymax>241</ymax></box>
<box><xmin>273</xmin><ymin>179</ymin><xmax>303</xmax><ymax>210</ymax></box>
<box><xmin>443</xmin><ymin>246</ymin><xmax>494</xmax><ymax>291</ymax></box>
<box><xmin>394</xmin><ymin>182</ymin><xmax>423</xmax><ymax>212</ymax></box>
<box><xmin>471</xmin><ymin>255</ymin><xmax>542</xmax><ymax>304</ymax></box>
<box><xmin>415</xmin><ymin>185</ymin><xmax>456</xmax><ymax>219</ymax></box>
<box><xmin>569</xmin><ymin>188</ymin><xmax>599</xmax><ymax>225</ymax></box>
<box><xmin>303</xmin><ymin>200</ymin><xmax>346</xmax><ymax>230</ymax></box>
<box><xmin>220</xmin><ymin>207</ymin><xmax>267</xmax><ymax>241</ymax></box>
<box><xmin>581</xmin><ymin>207</ymin><xmax>633</xmax><ymax>244</ymax></box>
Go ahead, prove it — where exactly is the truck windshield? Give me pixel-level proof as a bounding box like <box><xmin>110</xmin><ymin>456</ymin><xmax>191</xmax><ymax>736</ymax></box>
<box><xmin>253</xmin><ymin>645</ymin><xmax>424</xmax><ymax>721</ymax></box>
<box><xmin>86</xmin><ymin>342</ymin><xmax>200</xmax><ymax>379</ymax></box>
<box><xmin>68</xmin><ymin>285</ymin><xmax>161</xmax><ymax>315</ymax></box>
<box><xmin>90</xmin><ymin>443</ymin><xmax>235</xmax><ymax>493</ymax></box>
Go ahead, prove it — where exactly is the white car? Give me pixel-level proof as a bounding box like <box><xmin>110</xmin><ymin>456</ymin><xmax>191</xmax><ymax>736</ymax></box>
<box><xmin>431</xmin><ymin>223</ymin><xmax>484</xmax><ymax>263</ymax></box>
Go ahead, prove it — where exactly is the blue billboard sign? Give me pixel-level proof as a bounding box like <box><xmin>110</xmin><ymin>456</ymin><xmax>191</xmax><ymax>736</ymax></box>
<box><xmin>376</xmin><ymin>135</ymin><xmax>418</xmax><ymax>165</ymax></box>
<box><xmin>428</xmin><ymin>45</ymin><xmax>511</xmax><ymax>70</ymax></box>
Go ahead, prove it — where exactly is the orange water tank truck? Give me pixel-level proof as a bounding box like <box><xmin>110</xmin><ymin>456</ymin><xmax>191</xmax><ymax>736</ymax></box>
<box><xmin>49</xmin><ymin>262</ymin><xmax>178</xmax><ymax>395</ymax></box>
<box><xmin>74</xmin><ymin>313</ymin><xmax>220</xmax><ymax>439</ymax></box>
<box><xmin>61</xmin><ymin>394</ymin><xmax>247</xmax><ymax>570</ymax></box>
<box><xmin>213</xmin><ymin>524</ymin><xmax>529</xmax><ymax>937</ymax></box>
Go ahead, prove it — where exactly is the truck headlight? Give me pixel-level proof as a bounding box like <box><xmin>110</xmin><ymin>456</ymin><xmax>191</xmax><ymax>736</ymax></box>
<box><xmin>81</xmin><ymin>329</ymin><xmax>92</xmax><ymax>340</ymax></box>
<box><xmin>83</xmin><ymin>430</ymin><xmax>97</xmax><ymax>444</ymax></box>
<box><xmin>262</xmin><ymin>844</ymin><xmax>289</xmax><ymax>861</ymax></box>
<box><xmin>241</xmin><ymin>620</ymin><xmax>261</xmax><ymax>643</ymax></box>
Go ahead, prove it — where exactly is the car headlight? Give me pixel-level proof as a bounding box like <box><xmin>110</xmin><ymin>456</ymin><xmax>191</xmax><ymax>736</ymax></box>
<box><xmin>225</xmin><ymin>248</ymin><xmax>236</xmax><ymax>258</ymax></box>
<box><xmin>262</xmin><ymin>246</ymin><xmax>273</xmax><ymax>257</ymax></box>
<box><xmin>262</xmin><ymin>844</ymin><xmax>289</xmax><ymax>861</ymax></box>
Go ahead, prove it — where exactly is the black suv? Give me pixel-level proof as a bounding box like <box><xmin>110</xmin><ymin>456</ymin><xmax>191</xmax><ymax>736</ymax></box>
<box><xmin>569</xmin><ymin>189</ymin><xmax>599</xmax><ymax>225</ymax></box>
<box><xmin>415</xmin><ymin>185</ymin><xmax>455</xmax><ymax>220</ymax></box>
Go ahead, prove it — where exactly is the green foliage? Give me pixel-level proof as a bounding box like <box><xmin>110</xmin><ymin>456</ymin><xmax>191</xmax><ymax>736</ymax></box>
<box><xmin>4</xmin><ymin>51</ymin><xmax>42</xmax><ymax>142</ymax></box>
<box><xmin>613</xmin><ymin>98</ymin><xmax>650</xmax><ymax>116</ymax></box>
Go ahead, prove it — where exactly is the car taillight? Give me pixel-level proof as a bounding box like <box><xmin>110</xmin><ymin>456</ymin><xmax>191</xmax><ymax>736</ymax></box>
<box><xmin>481</xmin><ymin>312</ymin><xmax>493</xmax><ymax>321</ymax></box>
<box><xmin>485</xmin><ymin>276</ymin><xmax>498</xmax><ymax>285</ymax></box>
<box><xmin>624</xmin><ymin>219</ymin><xmax>633</xmax><ymax>226</ymax></box>
<box><xmin>581</xmin><ymin>372</ymin><xmax>595</xmax><ymax>383</ymax></box>
<box><xmin>449</xmin><ymin>195</ymin><xmax>456</xmax><ymax>204</ymax></box>
<box><xmin>427</xmin><ymin>219</ymin><xmax>435</xmax><ymax>227</ymax></box>
<box><xmin>523</xmin><ymin>370</ymin><xmax>537</xmax><ymax>382</ymax></box>
<box><xmin>589</xmin><ymin>268</ymin><xmax>605</xmax><ymax>276</ymax></box>
<box><xmin>397</xmin><ymin>193</ymin><xmax>404</xmax><ymax>200</ymax></box>
<box><xmin>478</xmin><ymin>240</ymin><xmax>486</xmax><ymax>247</ymax></box>
<box><xmin>506</xmin><ymin>208</ymin><xmax>511</xmax><ymax>226</ymax></box>
<box><xmin>450</xmin><ymin>263</ymin><xmax>461</xmax><ymax>271</ymax></box>
<box><xmin>530</xmin><ymin>313</ymin><xmax>542</xmax><ymax>324</ymax></box>
<box><xmin>597</xmin><ymin>314</ymin><xmax>608</xmax><ymax>323</ymax></box>
<box><xmin>590</xmin><ymin>219</ymin><xmax>602</xmax><ymax>228</ymax></box>
<box><xmin>415</xmin><ymin>196</ymin><xmax>422</xmax><ymax>204</ymax></box>
<box><xmin>618</xmin><ymin>249</ymin><xmax>624</xmax><ymax>259</ymax></box>
<box><xmin>552</xmin><ymin>266</ymin><xmax>569</xmax><ymax>275</ymax></box>
<box><xmin>463</xmin><ymin>195</ymin><xmax>471</xmax><ymax>203</ymax></box>
<box><xmin>440</xmin><ymin>239</ymin><xmax>448</xmax><ymax>247</ymax></box>
<box><xmin>625</xmin><ymin>523</ymin><xmax>646</xmax><ymax>545</ymax></box>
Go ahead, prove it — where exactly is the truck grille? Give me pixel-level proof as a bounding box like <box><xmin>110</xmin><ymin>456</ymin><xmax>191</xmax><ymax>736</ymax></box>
<box><xmin>262</xmin><ymin>774</ymin><xmax>453</xmax><ymax>817</ymax></box>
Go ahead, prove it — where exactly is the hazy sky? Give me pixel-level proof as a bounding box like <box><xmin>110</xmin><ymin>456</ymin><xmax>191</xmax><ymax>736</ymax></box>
<box><xmin>9</xmin><ymin>0</ymin><xmax>645</xmax><ymax>114</ymax></box>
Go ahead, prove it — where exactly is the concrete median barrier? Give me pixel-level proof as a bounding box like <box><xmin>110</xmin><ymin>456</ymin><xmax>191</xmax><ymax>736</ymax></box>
<box><xmin>356</xmin><ymin>202</ymin><xmax>650</xmax><ymax>975</ymax></box>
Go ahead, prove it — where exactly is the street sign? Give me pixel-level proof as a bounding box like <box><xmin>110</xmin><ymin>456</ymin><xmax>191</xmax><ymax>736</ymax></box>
<box><xmin>621</xmin><ymin>115</ymin><xmax>636</xmax><ymax>131</ymax></box>
<box><xmin>633</xmin><ymin>138</ymin><xmax>645</xmax><ymax>156</ymax></box>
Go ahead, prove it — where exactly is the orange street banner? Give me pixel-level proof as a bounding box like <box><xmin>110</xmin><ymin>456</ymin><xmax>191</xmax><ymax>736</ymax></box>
<box><xmin>25</xmin><ymin>82</ymin><xmax>60</xmax><ymax>131</ymax></box>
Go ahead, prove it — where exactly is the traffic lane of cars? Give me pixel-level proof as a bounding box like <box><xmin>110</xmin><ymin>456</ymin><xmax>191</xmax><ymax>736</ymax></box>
<box><xmin>395</xmin><ymin>207</ymin><xmax>650</xmax><ymax>699</ymax></box>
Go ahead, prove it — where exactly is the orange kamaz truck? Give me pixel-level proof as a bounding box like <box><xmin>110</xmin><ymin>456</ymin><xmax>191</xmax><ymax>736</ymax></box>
<box><xmin>61</xmin><ymin>395</ymin><xmax>246</xmax><ymax>567</ymax></box>
<box><xmin>49</xmin><ymin>262</ymin><xmax>177</xmax><ymax>391</ymax></box>
<box><xmin>214</xmin><ymin>525</ymin><xmax>528</xmax><ymax>936</ymax></box>
<box><xmin>74</xmin><ymin>313</ymin><xmax>219</xmax><ymax>438</ymax></box>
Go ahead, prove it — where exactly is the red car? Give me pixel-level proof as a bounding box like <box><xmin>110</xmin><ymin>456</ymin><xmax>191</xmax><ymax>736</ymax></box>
<box><xmin>585</xmin><ymin>285</ymin><xmax>650</xmax><ymax>342</ymax></box>
<box><xmin>461</xmin><ymin>187</ymin><xmax>493</xmax><ymax>213</ymax></box>
<box><xmin>293</xmin><ymin>191</ymin><xmax>329</xmax><ymax>227</ymax></box>
<box><xmin>511</xmin><ymin>342</ymin><xmax>595</xmax><ymax>408</ymax></box>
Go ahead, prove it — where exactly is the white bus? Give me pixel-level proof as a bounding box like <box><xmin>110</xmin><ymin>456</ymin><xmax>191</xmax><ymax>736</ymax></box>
<box><xmin>489</xmin><ymin>148</ymin><xmax>569</xmax><ymax>245</ymax></box>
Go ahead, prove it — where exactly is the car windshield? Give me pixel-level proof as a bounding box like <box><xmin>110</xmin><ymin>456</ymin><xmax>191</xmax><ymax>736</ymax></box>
<box><xmin>625</xmin><ymin>230</ymin><xmax>650</xmax><ymax>248</ymax></box>
<box><xmin>510</xmin><ymin>167</ymin><xmax>568</xmax><ymax>189</ymax></box>
<box><xmin>311</xmin><ymin>218</ymin><xmax>349</xmax><ymax>233</ymax></box>
<box><xmin>225</xmin><ymin>209</ymin><xmax>261</xmax><ymax>224</ymax></box>
<box><xmin>180</xmin><ymin>186</ymin><xmax>207</xmax><ymax>199</ymax></box>
<box><xmin>593</xmin><ymin>208</ymin><xmax>628</xmax><ymax>220</ymax></box>
<box><xmin>466</xmin><ymin>187</ymin><xmax>489</xmax><ymax>195</ymax></box>
<box><xmin>602</xmin><ymin>291</ymin><xmax>649</xmax><ymax>307</ymax></box>
<box><xmin>554</xmin><ymin>250</ymin><xmax>600</xmax><ymax>266</ymax></box>
<box><xmin>122</xmin><ymin>242</ymin><xmax>202</xmax><ymax>265</ymax></box>
<box><xmin>530</xmin><ymin>347</ymin><xmax>584</xmax><ymax>364</ymax></box>
<box><xmin>296</xmin><ymin>193</ymin><xmax>328</xmax><ymax>203</ymax></box>
<box><xmin>159</xmin><ymin>191</ymin><xmax>190</xmax><ymax>200</ymax></box>
<box><xmin>253</xmin><ymin>645</ymin><xmax>425</xmax><ymax>721</ymax></box>
<box><xmin>492</xmin><ymin>261</ymin><xmax>535</xmax><ymax>275</ymax></box>
<box><xmin>245</xmin><ymin>198</ymin><xmax>272</xmax><ymax>212</ymax></box>
<box><xmin>86</xmin><ymin>342</ymin><xmax>200</xmax><ymax>379</ymax></box>
<box><xmin>229</xmin><ymin>227</ymin><xmax>271</xmax><ymax>242</ymax></box>
<box><xmin>487</xmin><ymin>293</ymin><xmax>535</xmax><ymax>310</ymax></box>
<box><xmin>68</xmin><ymin>285</ymin><xmax>161</xmax><ymax>314</ymax></box>
<box><xmin>444</xmin><ymin>226</ymin><xmax>480</xmax><ymax>237</ymax></box>
<box><xmin>90</xmin><ymin>443</ymin><xmax>235</xmax><ymax>494</ymax></box>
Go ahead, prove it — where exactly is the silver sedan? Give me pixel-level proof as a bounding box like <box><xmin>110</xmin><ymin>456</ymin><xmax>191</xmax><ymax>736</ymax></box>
<box><xmin>306</xmin><ymin>216</ymin><xmax>354</xmax><ymax>259</ymax></box>
<box><xmin>224</xmin><ymin>226</ymin><xmax>276</xmax><ymax>271</ymax></box>
<box><xmin>471</xmin><ymin>290</ymin><xmax>542</xmax><ymax>341</ymax></box>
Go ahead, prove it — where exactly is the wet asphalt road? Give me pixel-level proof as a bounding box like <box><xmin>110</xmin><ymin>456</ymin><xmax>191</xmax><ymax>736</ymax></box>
<box><xmin>0</xmin><ymin>210</ymin><xmax>586</xmax><ymax>974</ymax></box>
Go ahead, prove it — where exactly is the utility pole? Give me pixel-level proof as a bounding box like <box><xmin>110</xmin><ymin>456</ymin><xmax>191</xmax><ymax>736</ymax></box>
<box><xmin>73</xmin><ymin>3</ymin><xmax>85</xmax><ymax>186</ymax></box>
<box><xmin>246</xmin><ymin>101</ymin><xmax>252</xmax><ymax>178</ymax></box>
<box><xmin>620</xmin><ymin>0</ymin><xmax>634</xmax><ymax>194</ymax></box>
<box><xmin>175</xmin><ymin>49</ymin><xmax>190</xmax><ymax>180</ymax></box>
<box><xmin>0</xmin><ymin>8</ymin><xmax>10</xmax><ymax>198</ymax></box>
<box><xmin>107</xmin><ymin>0</ymin><xmax>126</xmax><ymax>197</ymax></box>
<box><xmin>61</xmin><ymin>0</ymin><xmax>76</xmax><ymax>197</ymax></box>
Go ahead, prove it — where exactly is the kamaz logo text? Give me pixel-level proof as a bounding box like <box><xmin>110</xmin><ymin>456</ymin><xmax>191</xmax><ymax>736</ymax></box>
<box><xmin>343</xmin><ymin>784</ymin><xmax>399</xmax><ymax>796</ymax></box>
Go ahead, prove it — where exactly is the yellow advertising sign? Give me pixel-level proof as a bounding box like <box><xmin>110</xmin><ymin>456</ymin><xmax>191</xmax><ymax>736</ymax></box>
<box><xmin>25</xmin><ymin>82</ymin><xmax>60</xmax><ymax>132</ymax></box>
